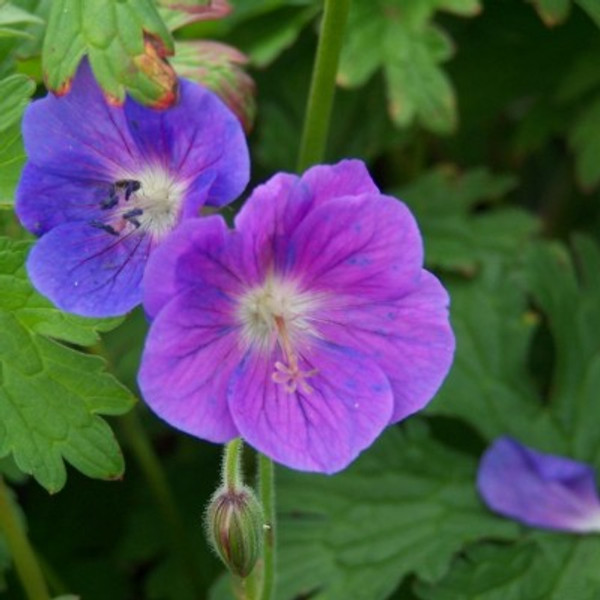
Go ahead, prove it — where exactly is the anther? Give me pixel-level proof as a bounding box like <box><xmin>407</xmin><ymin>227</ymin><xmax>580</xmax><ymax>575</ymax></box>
<box><xmin>100</xmin><ymin>186</ymin><xmax>119</xmax><ymax>210</ymax></box>
<box><xmin>89</xmin><ymin>220</ymin><xmax>119</xmax><ymax>236</ymax></box>
<box><xmin>115</xmin><ymin>179</ymin><xmax>141</xmax><ymax>201</ymax></box>
<box><xmin>122</xmin><ymin>207</ymin><xmax>143</xmax><ymax>229</ymax></box>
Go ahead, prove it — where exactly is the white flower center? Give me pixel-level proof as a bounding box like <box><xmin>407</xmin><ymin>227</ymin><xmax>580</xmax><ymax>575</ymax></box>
<box><xmin>237</xmin><ymin>275</ymin><xmax>321</xmax><ymax>393</ymax></box>
<box><xmin>107</xmin><ymin>165</ymin><xmax>188</xmax><ymax>239</ymax></box>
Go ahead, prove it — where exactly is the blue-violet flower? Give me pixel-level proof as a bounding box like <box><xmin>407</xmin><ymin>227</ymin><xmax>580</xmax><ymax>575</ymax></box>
<box><xmin>16</xmin><ymin>60</ymin><xmax>249</xmax><ymax>317</ymax></box>
<box><xmin>138</xmin><ymin>160</ymin><xmax>454</xmax><ymax>473</ymax></box>
<box><xmin>478</xmin><ymin>437</ymin><xmax>600</xmax><ymax>533</ymax></box>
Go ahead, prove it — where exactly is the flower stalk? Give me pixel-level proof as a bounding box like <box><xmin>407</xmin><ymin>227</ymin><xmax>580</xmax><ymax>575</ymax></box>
<box><xmin>0</xmin><ymin>477</ymin><xmax>51</xmax><ymax>600</ymax></box>
<box><xmin>297</xmin><ymin>0</ymin><xmax>352</xmax><ymax>171</ymax></box>
<box><xmin>258</xmin><ymin>454</ymin><xmax>276</xmax><ymax>600</ymax></box>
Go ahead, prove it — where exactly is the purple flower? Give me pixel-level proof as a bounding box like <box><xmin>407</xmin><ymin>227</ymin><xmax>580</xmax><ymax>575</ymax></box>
<box><xmin>138</xmin><ymin>160</ymin><xmax>455</xmax><ymax>473</ymax></box>
<box><xmin>16</xmin><ymin>61</ymin><xmax>249</xmax><ymax>317</ymax></box>
<box><xmin>478</xmin><ymin>437</ymin><xmax>600</xmax><ymax>533</ymax></box>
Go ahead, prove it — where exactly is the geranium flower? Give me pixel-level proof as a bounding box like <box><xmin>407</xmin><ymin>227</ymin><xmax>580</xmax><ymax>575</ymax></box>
<box><xmin>16</xmin><ymin>61</ymin><xmax>249</xmax><ymax>317</ymax></box>
<box><xmin>138</xmin><ymin>160</ymin><xmax>455</xmax><ymax>473</ymax></box>
<box><xmin>478</xmin><ymin>437</ymin><xmax>600</xmax><ymax>533</ymax></box>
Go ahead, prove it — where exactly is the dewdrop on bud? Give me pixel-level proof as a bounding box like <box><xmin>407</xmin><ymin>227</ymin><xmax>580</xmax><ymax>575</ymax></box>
<box><xmin>206</xmin><ymin>484</ymin><xmax>264</xmax><ymax>577</ymax></box>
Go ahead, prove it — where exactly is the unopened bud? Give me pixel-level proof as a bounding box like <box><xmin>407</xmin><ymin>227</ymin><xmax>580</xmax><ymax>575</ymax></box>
<box><xmin>206</xmin><ymin>485</ymin><xmax>264</xmax><ymax>577</ymax></box>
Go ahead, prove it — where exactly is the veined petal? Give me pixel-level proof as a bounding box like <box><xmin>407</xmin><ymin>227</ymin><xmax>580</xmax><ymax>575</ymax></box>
<box><xmin>26</xmin><ymin>222</ymin><xmax>152</xmax><ymax>317</ymax></box>
<box><xmin>143</xmin><ymin>216</ymin><xmax>246</xmax><ymax>319</ymax></box>
<box><xmin>233</xmin><ymin>160</ymin><xmax>379</xmax><ymax>279</ymax></box>
<box><xmin>317</xmin><ymin>271</ymin><xmax>454</xmax><ymax>422</ymax></box>
<box><xmin>287</xmin><ymin>194</ymin><xmax>423</xmax><ymax>298</ymax></box>
<box><xmin>16</xmin><ymin>164</ymin><xmax>109</xmax><ymax>235</ymax></box>
<box><xmin>22</xmin><ymin>61</ymin><xmax>138</xmax><ymax>179</ymax></box>
<box><xmin>138</xmin><ymin>289</ymin><xmax>241</xmax><ymax>443</ymax></box>
<box><xmin>478</xmin><ymin>437</ymin><xmax>600</xmax><ymax>533</ymax></box>
<box><xmin>228</xmin><ymin>341</ymin><xmax>394</xmax><ymax>474</ymax></box>
<box><xmin>124</xmin><ymin>78</ymin><xmax>249</xmax><ymax>208</ymax></box>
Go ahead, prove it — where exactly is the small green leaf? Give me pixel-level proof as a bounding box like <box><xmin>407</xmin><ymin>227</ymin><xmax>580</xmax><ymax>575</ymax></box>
<box><xmin>338</xmin><ymin>0</ymin><xmax>481</xmax><ymax>133</ymax></box>
<box><xmin>0</xmin><ymin>2</ymin><xmax>43</xmax><ymax>30</ymax></box>
<box><xmin>0</xmin><ymin>238</ymin><xmax>135</xmax><ymax>492</ymax></box>
<box><xmin>0</xmin><ymin>123</ymin><xmax>26</xmax><ymax>209</ymax></box>
<box><xmin>42</xmin><ymin>0</ymin><xmax>176</xmax><ymax>107</ymax></box>
<box><xmin>530</xmin><ymin>0</ymin><xmax>571</xmax><ymax>26</ymax></box>
<box><xmin>0</xmin><ymin>74</ymin><xmax>34</xmax><ymax>209</ymax></box>
<box><xmin>0</xmin><ymin>73</ymin><xmax>35</xmax><ymax>132</ymax></box>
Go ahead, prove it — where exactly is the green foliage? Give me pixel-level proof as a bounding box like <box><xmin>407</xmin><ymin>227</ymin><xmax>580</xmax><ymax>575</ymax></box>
<box><xmin>400</xmin><ymin>167</ymin><xmax>536</xmax><ymax>274</ymax></box>
<box><xmin>338</xmin><ymin>0</ymin><xmax>480</xmax><ymax>133</ymax></box>
<box><xmin>0</xmin><ymin>73</ymin><xmax>34</xmax><ymax>208</ymax></box>
<box><xmin>416</xmin><ymin>535</ymin><xmax>600</xmax><ymax>600</ymax></box>
<box><xmin>0</xmin><ymin>238</ymin><xmax>135</xmax><ymax>492</ymax></box>
<box><xmin>42</xmin><ymin>0</ymin><xmax>175</xmax><ymax>106</ymax></box>
<box><xmin>0</xmin><ymin>2</ymin><xmax>42</xmax><ymax>39</ymax></box>
<box><xmin>211</xmin><ymin>422</ymin><xmax>518</xmax><ymax>600</ymax></box>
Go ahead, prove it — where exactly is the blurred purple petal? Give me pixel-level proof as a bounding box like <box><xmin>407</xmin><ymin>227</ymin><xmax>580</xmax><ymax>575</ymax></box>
<box><xmin>477</xmin><ymin>437</ymin><xmax>600</xmax><ymax>533</ymax></box>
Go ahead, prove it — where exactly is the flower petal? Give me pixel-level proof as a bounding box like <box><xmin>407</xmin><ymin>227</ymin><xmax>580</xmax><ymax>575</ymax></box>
<box><xmin>16</xmin><ymin>163</ymin><xmax>109</xmax><ymax>235</ymax></box>
<box><xmin>22</xmin><ymin>61</ymin><xmax>138</xmax><ymax>179</ymax></box>
<box><xmin>26</xmin><ymin>223</ymin><xmax>152</xmax><ymax>317</ymax></box>
<box><xmin>138</xmin><ymin>289</ymin><xmax>240</xmax><ymax>442</ymax></box>
<box><xmin>124</xmin><ymin>78</ymin><xmax>249</xmax><ymax>208</ymax></box>
<box><xmin>287</xmin><ymin>194</ymin><xmax>423</xmax><ymax>297</ymax></box>
<box><xmin>477</xmin><ymin>437</ymin><xmax>600</xmax><ymax>533</ymax></box>
<box><xmin>233</xmin><ymin>160</ymin><xmax>379</xmax><ymax>278</ymax></box>
<box><xmin>143</xmin><ymin>216</ymin><xmax>246</xmax><ymax>319</ymax></box>
<box><xmin>300</xmin><ymin>159</ymin><xmax>379</xmax><ymax>201</ymax></box>
<box><xmin>228</xmin><ymin>341</ymin><xmax>394</xmax><ymax>473</ymax></box>
<box><xmin>317</xmin><ymin>270</ymin><xmax>454</xmax><ymax>422</ymax></box>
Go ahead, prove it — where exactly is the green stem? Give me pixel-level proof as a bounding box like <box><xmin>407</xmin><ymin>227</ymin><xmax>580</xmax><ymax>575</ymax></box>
<box><xmin>119</xmin><ymin>410</ymin><xmax>204</xmax><ymax>599</ymax></box>
<box><xmin>258</xmin><ymin>454</ymin><xmax>276</xmax><ymax>600</ymax></box>
<box><xmin>0</xmin><ymin>477</ymin><xmax>51</xmax><ymax>600</ymax></box>
<box><xmin>297</xmin><ymin>0</ymin><xmax>352</xmax><ymax>172</ymax></box>
<box><xmin>223</xmin><ymin>438</ymin><xmax>243</xmax><ymax>492</ymax></box>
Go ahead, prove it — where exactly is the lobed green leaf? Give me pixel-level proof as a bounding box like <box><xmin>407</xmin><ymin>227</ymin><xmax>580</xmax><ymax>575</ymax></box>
<box><xmin>0</xmin><ymin>237</ymin><xmax>135</xmax><ymax>492</ymax></box>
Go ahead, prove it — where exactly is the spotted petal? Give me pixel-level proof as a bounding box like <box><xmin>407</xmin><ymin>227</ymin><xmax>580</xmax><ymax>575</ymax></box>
<box><xmin>287</xmin><ymin>194</ymin><xmax>423</xmax><ymax>298</ymax></box>
<box><xmin>317</xmin><ymin>271</ymin><xmax>454</xmax><ymax>422</ymax></box>
<box><xmin>228</xmin><ymin>340</ymin><xmax>394</xmax><ymax>473</ymax></box>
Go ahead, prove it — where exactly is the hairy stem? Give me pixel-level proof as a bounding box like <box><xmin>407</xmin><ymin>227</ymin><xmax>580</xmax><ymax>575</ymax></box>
<box><xmin>258</xmin><ymin>454</ymin><xmax>276</xmax><ymax>600</ymax></box>
<box><xmin>297</xmin><ymin>0</ymin><xmax>352</xmax><ymax>171</ymax></box>
<box><xmin>0</xmin><ymin>477</ymin><xmax>51</xmax><ymax>600</ymax></box>
<box><xmin>223</xmin><ymin>438</ymin><xmax>243</xmax><ymax>492</ymax></box>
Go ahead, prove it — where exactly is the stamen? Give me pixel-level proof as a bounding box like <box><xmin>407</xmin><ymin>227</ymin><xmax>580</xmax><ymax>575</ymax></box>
<box><xmin>115</xmin><ymin>179</ymin><xmax>142</xmax><ymax>201</ymax></box>
<box><xmin>122</xmin><ymin>207</ymin><xmax>143</xmax><ymax>229</ymax></box>
<box><xmin>89</xmin><ymin>220</ymin><xmax>119</xmax><ymax>236</ymax></box>
<box><xmin>100</xmin><ymin>185</ymin><xmax>119</xmax><ymax>210</ymax></box>
<box><xmin>271</xmin><ymin>315</ymin><xmax>318</xmax><ymax>394</ymax></box>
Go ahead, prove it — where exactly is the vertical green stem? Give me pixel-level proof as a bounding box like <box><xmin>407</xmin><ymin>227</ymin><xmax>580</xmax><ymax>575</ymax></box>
<box><xmin>258</xmin><ymin>454</ymin><xmax>275</xmax><ymax>600</ymax></box>
<box><xmin>223</xmin><ymin>438</ymin><xmax>243</xmax><ymax>492</ymax></box>
<box><xmin>297</xmin><ymin>0</ymin><xmax>352</xmax><ymax>172</ymax></box>
<box><xmin>0</xmin><ymin>477</ymin><xmax>51</xmax><ymax>600</ymax></box>
<box><xmin>119</xmin><ymin>410</ymin><xmax>204</xmax><ymax>599</ymax></box>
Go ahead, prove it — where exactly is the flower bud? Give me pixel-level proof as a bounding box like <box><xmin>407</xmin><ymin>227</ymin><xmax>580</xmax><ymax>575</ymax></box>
<box><xmin>206</xmin><ymin>484</ymin><xmax>264</xmax><ymax>577</ymax></box>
